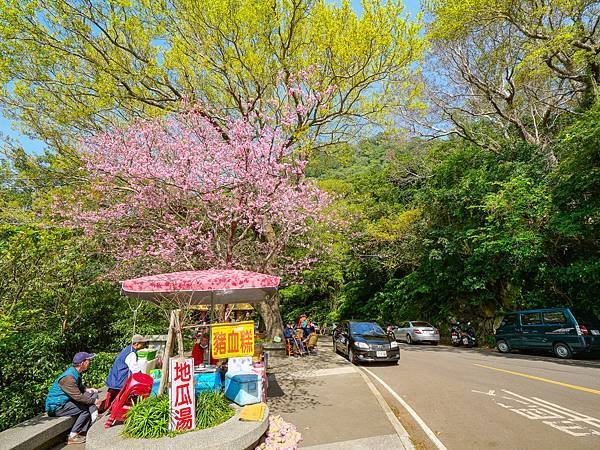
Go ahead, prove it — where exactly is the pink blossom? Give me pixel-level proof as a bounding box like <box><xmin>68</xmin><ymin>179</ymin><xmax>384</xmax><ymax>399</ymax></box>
<box><xmin>60</xmin><ymin>98</ymin><xmax>334</xmax><ymax>281</ymax></box>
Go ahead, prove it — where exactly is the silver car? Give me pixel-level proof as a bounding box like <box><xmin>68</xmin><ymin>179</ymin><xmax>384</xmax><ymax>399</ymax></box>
<box><xmin>393</xmin><ymin>321</ymin><xmax>440</xmax><ymax>345</ymax></box>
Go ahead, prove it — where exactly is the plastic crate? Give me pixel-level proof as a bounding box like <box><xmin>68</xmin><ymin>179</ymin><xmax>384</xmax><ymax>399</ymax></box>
<box><xmin>137</xmin><ymin>349</ymin><xmax>157</xmax><ymax>360</ymax></box>
<box><xmin>224</xmin><ymin>373</ymin><xmax>261</xmax><ymax>406</ymax></box>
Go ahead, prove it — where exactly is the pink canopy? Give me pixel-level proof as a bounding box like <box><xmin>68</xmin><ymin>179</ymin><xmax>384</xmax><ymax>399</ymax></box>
<box><xmin>121</xmin><ymin>269</ymin><xmax>281</xmax><ymax>305</ymax></box>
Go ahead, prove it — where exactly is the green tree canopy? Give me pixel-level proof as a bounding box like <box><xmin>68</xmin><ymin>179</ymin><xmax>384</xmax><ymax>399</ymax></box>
<box><xmin>416</xmin><ymin>0</ymin><xmax>599</xmax><ymax>159</ymax></box>
<box><xmin>0</xmin><ymin>0</ymin><xmax>423</xmax><ymax>152</ymax></box>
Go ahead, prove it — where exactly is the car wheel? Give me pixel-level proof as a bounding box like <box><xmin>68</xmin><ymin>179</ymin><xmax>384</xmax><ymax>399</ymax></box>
<box><xmin>553</xmin><ymin>342</ymin><xmax>572</xmax><ymax>359</ymax></box>
<box><xmin>348</xmin><ymin>347</ymin><xmax>357</xmax><ymax>364</ymax></box>
<box><xmin>406</xmin><ymin>334</ymin><xmax>412</xmax><ymax>344</ymax></box>
<box><xmin>431</xmin><ymin>341</ymin><xmax>438</xmax><ymax>346</ymax></box>
<box><xmin>496</xmin><ymin>340</ymin><xmax>510</xmax><ymax>353</ymax></box>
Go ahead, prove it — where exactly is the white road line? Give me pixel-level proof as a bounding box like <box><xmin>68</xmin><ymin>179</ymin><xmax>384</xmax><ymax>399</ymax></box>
<box><xmin>361</xmin><ymin>367</ymin><xmax>448</xmax><ymax>450</ymax></box>
<box><xmin>357</xmin><ymin>367</ymin><xmax>415</xmax><ymax>449</ymax></box>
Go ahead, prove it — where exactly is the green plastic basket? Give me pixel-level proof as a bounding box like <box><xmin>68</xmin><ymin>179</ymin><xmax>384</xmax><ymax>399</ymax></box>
<box><xmin>137</xmin><ymin>349</ymin><xmax>157</xmax><ymax>360</ymax></box>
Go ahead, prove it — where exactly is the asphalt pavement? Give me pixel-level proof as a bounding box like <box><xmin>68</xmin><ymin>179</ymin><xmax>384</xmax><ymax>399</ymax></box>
<box><xmin>362</xmin><ymin>342</ymin><xmax>600</xmax><ymax>450</ymax></box>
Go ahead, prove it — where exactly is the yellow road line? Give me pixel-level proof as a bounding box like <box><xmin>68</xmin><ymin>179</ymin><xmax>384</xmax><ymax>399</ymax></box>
<box><xmin>474</xmin><ymin>364</ymin><xmax>600</xmax><ymax>395</ymax></box>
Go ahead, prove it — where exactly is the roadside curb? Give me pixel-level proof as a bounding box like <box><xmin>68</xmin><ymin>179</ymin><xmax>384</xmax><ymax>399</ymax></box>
<box><xmin>326</xmin><ymin>345</ymin><xmax>414</xmax><ymax>450</ymax></box>
<box><xmin>356</xmin><ymin>368</ymin><xmax>415</xmax><ymax>450</ymax></box>
<box><xmin>362</xmin><ymin>367</ymin><xmax>447</xmax><ymax>450</ymax></box>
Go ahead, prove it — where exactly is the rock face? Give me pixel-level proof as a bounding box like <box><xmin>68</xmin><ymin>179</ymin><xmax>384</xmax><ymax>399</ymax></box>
<box><xmin>86</xmin><ymin>405</ymin><xmax>269</xmax><ymax>450</ymax></box>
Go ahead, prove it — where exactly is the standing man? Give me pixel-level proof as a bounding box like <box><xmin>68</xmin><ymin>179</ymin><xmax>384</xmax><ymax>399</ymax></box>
<box><xmin>45</xmin><ymin>352</ymin><xmax>101</xmax><ymax>445</ymax></box>
<box><xmin>104</xmin><ymin>334</ymin><xmax>147</xmax><ymax>409</ymax></box>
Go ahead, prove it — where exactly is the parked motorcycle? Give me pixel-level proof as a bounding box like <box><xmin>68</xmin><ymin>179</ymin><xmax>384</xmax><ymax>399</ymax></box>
<box><xmin>450</xmin><ymin>322</ymin><xmax>477</xmax><ymax>347</ymax></box>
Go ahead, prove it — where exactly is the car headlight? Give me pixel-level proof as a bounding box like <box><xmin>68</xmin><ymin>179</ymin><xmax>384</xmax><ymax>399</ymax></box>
<box><xmin>354</xmin><ymin>341</ymin><xmax>369</xmax><ymax>350</ymax></box>
<box><xmin>390</xmin><ymin>341</ymin><xmax>399</xmax><ymax>348</ymax></box>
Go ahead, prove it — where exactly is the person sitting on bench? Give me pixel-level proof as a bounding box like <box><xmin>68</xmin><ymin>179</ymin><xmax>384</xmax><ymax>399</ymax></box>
<box><xmin>303</xmin><ymin>324</ymin><xmax>319</xmax><ymax>353</ymax></box>
<box><xmin>284</xmin><ymin>322</ymin><xmax>305</xmax><ymax>355</ymax></box>
<box><xmin>45</xmin><ymin>352</ymin><xmax>102</xmax><ymax>445</ymax></box>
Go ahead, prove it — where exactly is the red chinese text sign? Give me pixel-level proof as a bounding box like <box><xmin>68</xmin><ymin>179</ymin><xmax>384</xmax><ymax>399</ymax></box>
<box><xmin>169</xmin><ymin>358</ymin><xmax>195</xmax><ymax>431</ymax></box>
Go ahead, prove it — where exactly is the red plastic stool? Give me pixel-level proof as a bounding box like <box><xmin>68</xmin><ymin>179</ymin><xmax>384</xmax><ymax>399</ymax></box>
<box><xmin>104</xmin><ymin>372</ymin><xmax>154</xmax><ymax>428</ymax></box>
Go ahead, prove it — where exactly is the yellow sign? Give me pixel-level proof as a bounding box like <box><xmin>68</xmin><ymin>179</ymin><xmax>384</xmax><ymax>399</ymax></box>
<box><xmin>210</xmin><ymin>321</ymin><xmax>254</xmax><ymax>359</ymax></box>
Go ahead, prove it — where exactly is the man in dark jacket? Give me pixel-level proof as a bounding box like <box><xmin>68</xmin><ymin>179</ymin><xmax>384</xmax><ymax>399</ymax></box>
<box><xmin>45</xmin><ymin>352</ymin><xmax>101</xmax><ymax>445</ymax></box>
<box><xmin>103</xmin><ymin>334</ymin><xmax>147</xmax><ymax>409</ymax></box>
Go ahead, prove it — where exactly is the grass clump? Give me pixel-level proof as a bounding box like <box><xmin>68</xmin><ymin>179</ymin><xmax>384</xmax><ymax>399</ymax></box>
<box><xmin>123</xmin><ymin>391</ymin><xmax>234</xmax><ymax>439</ymax></box>
<box><xmin>196</xmin><ymin>391</ymin><xmax>235</xmax><ymax>429</ymax></box>
<box><xmin>123</xmin><ymin>395</ymin><xmax>169</xmax><ymax>439</ymax></box>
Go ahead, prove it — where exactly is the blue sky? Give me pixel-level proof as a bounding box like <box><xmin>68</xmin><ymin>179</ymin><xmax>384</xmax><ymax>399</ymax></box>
<box><xmin>0</xmin><ymin>0</ymin><xmax>422</xmax><ymax>155</ymax></box>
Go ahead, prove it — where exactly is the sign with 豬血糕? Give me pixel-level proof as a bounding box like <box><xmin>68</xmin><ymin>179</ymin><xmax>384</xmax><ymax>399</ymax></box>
<box><xmin>210</xmin><ymin>321</ymin><xmax>254</xmax><ymax>359</ymax></box>
<box><xmin>169</xmin><ymin>357</ymin><xmax>195</xmax><ymax>431</ymax></box>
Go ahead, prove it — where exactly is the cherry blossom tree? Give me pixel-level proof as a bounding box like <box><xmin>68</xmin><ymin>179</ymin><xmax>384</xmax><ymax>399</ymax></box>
<box><xmin>63</xmin><ymin>98</ymin><xmax>331</xmax><ymax>339</ymax></box>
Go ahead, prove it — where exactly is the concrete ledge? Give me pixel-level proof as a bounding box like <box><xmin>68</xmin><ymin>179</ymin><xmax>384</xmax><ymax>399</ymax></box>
<box><xmin>86</xmin><ymin>405</ymin><xmax>269</xmax><ymax>450</ymax></box>
<box><xmin>0</xmin><ymin>414</ymin><xmax>75</xmax><ymax>450</ymax></box>
<box><xmin>263</xmin><ymin>343</ymin><xmax>286</xmax><ymax>358</ymax></box>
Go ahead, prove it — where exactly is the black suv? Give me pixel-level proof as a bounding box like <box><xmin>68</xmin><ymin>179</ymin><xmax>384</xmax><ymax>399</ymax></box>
<box><xmin>333</xmin><ymin>321</ymin><xmax>400</xmax><ymax>364</ymax></box>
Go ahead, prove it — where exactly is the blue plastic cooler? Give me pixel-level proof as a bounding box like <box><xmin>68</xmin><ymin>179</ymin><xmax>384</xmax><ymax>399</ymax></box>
<box><xmin>224</xmin><ymin>373</ymin><xmax>261</xmax><ymax>406</ymax></box>
<box><xmin>150</xmin><ymin>371</ymin><xmax>221</xmax><ymax>396</ymax></box>
<box><xmin>194</xmin><ymin>371</ymin><xmax>222</xmax><ymax>394</ymax></box>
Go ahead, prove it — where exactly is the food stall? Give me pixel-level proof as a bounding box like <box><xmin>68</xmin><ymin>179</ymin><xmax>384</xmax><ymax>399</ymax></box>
<box><xmin>120</xmin><ymin>269</ymin><xmax>277</xmax><ymax>402</ymax></box>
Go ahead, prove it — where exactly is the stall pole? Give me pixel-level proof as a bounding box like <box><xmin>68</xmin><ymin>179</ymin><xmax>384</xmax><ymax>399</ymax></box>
<box><xmin>158</xmin><ymin>310</ymin><xmax>176</xmax><ymax>396</ymax></box>
<box><xmin>175</xmin><ymin>309</ymin><xmax>184</xmax><ymax>357</ymax></box>
<box><xmin>209</xmin><ymin>292</ymin><xmax>214</xmax><ymax>364</ymax></box>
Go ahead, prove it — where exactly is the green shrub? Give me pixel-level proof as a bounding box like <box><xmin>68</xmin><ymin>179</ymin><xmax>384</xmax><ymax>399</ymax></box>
<box><xmin>83</xmin><ymin>352</ymin><xmax>117</xmax><ymax>388</ymax></box>
<box><xmin>0</xmin><ymin>332</ymin><xmax>65</xmax><ymax>431</ymax></box>
<box><xmin>123</xmin><ymin>392</ymin><xmax>234</xmax><ymax>439</ymax></box>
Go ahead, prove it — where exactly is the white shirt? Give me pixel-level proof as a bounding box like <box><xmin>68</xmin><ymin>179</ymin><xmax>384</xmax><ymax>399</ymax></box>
<box><xmin>125</xmin><ymin>351</ymin><xmax>141</xmax><ymax>374</ymax></box>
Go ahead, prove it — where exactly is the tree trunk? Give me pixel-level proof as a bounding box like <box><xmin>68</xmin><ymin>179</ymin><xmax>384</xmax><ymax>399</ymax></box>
<box><xmin>255</xmin><ymin>293</ymin><xmax>285</xmax><ymax>341</ymax></box>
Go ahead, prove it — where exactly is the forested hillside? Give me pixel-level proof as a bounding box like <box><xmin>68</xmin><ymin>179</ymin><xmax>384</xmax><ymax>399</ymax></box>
<box><xmin>1</xmin><ymin>0</ymin><xmax>598</xmax><ymax>431</ymax></box>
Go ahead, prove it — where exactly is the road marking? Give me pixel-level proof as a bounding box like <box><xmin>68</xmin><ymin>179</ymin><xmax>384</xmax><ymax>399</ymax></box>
<box><xmin>284</xmin><ymin>367</ymin><xmax>357</xmax><ymax>378</ymax></box>
<box><xmin>474</xmin><ymin>364</ymin><xmax>600</xmax><ymax>395</ymax></box>
<box><xmin>473</xmin><ymin>389</ymin><xmax>600</xmax><ymax>437</ymax></box>
<box><xmin>357</xmin><ymin>368</ymin><xmax>415</xmax><ymax>449</ymax></box>
<box><xmin>302</xmin><ymin>434</ymin><xmax>406</xmax><ymax>449</ymax></box>
<box><xmin>361</xmin><ymin>367</ymin><xmax>448</xmax><ymax>450</ymax></box>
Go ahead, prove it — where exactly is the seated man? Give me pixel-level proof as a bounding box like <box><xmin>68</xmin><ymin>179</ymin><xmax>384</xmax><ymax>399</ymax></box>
<box><xmin>303</xmin><ymin>325</ymin><xmax>319</xmax><ymax>353</ymax></box>
<box><xmin>45</xmin><ymin>352</ymin><xmax>102</xmax><ymax>445</ymax></box>
<box><xmin>283</xmin><ymin>322</ymin><xmax>304</xmax><ymax>355</ymax></box>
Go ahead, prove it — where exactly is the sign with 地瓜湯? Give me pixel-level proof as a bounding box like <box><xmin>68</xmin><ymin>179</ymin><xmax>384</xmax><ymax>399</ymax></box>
<box><xmin>169</xmin><ymin>357</ymin><xmax>195</xmax><ymax>431</ymax></box>
<box><xmin>210</xmin><ymin>321</ymin><xmax>254</xmax><ymax>359</ymax></box>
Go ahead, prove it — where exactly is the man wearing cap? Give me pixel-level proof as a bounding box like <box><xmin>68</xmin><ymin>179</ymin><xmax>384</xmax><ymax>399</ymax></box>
<box><xmin>104</xmin><ymin>334</ymin><xmax>147</xmax><ymax>408</ymax></box>
<box><xmin>45</xmin><ymin>352</ymin><xmax>101</xmax><ymax>445</ymax></box>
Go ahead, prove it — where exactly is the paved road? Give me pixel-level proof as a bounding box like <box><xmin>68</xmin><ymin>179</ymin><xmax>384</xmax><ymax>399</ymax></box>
<box><xmin>360</xmin><ymin>343</ymin><xmax>600</xmax><ymax>450</ymax></box>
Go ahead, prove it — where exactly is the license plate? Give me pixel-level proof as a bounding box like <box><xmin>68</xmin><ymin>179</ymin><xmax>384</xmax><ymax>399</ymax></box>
<box><xmin>591</xmin><ymin>330</ymin><xmax>600</xmax><ymax>335</ymax></box>
<box><xmin>376</xmin><ymin>351</ymin><xmax>387</xmax><ymax>358</ymax></box>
